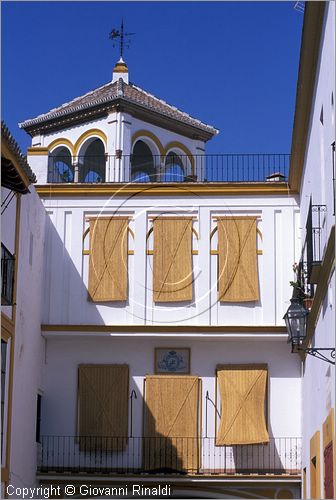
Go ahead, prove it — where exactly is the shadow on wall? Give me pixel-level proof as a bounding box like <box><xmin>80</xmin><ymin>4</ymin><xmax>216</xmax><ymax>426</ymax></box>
<box><xmin>43</xmin><ymin>212</ymin><xmax>106</xmax><ymax>325</ymax></box>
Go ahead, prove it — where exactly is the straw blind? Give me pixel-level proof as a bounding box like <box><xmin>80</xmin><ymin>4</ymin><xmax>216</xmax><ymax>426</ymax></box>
<box><xmin>217</xmin><ymin>217</ymin><xmax>259</xmax><ymax>302</ymax></box>
<box><xmin>78</xmin><ymin>364</ymin><xmax>129</xmax><ymax>451</ymax></box>
<box><xmin>144</xmin><ymin>376</ymin><xmax>199</xmax><ymax>472</ymax></box>
<box><xmin>153</xmin><ymin>218</ymin><xmax>193</xmax><ymax>302</ymax></box>
<box><xmin>216</xmin><ymin>364</ymin><xmax>269</xmax><ymax>445</ymax></box>
<box><xmin>88</xmin><ymin>218</ymin><xmax>128</xmax><ymax>301</ymax></box>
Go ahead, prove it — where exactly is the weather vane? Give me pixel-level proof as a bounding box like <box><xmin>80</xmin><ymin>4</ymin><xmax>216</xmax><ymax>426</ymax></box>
<box><xmin>109</xmin><ymin>20</ymin><xmax>135</xmax><ymax>60</ymax></box>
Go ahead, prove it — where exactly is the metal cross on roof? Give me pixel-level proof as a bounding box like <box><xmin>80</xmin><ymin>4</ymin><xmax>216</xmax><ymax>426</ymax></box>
<box><xmin>109</xmin><ymin>20</ymin><xmax>135</xmax><ymax>60</ymax></box>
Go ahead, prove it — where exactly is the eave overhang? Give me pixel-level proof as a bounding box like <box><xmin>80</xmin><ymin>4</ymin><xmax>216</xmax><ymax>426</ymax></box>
<box><xmin>20</xmin><ymin>98</ymin><xmax>218</xmax><ymax>142</ymax></box>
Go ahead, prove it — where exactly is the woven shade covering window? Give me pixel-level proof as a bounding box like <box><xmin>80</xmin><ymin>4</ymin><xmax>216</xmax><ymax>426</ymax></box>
<box><xmin>78</xmin><ymin>364</ymin><xmax>129</xmax><ymax>451</ymax></box>
<box><xmin>217</xmin><ymin>217</ymin><xmax>259</xmax><ymax>302</ymax></box>
<box><xmin>88</xmin><ymin>217</ymin><xmax>128</xmax><ymax>301</ymax></box>
<box><xmin>153</xmin><ymin>218</ymin><xmax>193</xmax><ymax>302</ymax></box>
<box><xmin>216</xmin><ymin>364</ymin><xmax>269</xmax><ymax>445</ymax></box>
<box><xmin>144</xmin><ymin>376</ymin><xmax>200</xmax><ymax>472</ymax></box>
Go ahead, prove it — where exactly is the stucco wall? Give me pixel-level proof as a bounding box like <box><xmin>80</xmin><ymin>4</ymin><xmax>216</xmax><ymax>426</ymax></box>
<box><xmin>40</xmin><ymin>194</ymin><xmax>300</xmax><ymax>327</ymax></box>
<box><xmin>8</xmin><ymin>186</ymin><xmax>46</xmax><ymax>489</ymax></box>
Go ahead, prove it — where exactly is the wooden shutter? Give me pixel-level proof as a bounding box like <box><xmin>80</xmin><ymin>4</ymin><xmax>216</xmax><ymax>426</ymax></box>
<box><xmin>78</xmin><ymin>364</ymin><xmax>129</xmax><ymax>451</ymax></box>
<box><xmin>324</xmin><ymin>443</ymin><xmax>334</xmax><ymax>499</ymax></box>
<box><xmin>144</xmin><ymin>376</ymin><xmax>200</xmax><ymax>472</ymax></box>
<box><xmin>217</xmin><ymin>217</ymin><xmax>259</xmax><ymax>302</ymax></box>
<box><xmin>88</xmin><ymin>217</ymin><xmax>128</xmax><ymax>301</ymax></box>
<box><xmin>153</xmin><ymin>218</ymin><xmax>193</xmax><ymax>302</ymax></box>
<box><xmin>216</xmin><ymin>364</ymin><xmax>269</xmax><ymax>445</ymax></box>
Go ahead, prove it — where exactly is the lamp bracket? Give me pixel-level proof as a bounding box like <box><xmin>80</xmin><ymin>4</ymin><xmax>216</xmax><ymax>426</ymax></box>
<box><xmin>298</xmin><ymin>347</ymin><xmax>335</xmax><ymax>365</ymax></box>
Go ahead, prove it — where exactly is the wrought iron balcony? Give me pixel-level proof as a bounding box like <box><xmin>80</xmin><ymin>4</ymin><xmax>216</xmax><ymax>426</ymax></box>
<box><xmin>305</xmin><ymin>202</ymin><xmax>327</xmax><ymax>284</ymax></box>
<box><xmin>37</xmin><ymin>436</ymin><xmax>301</xmax><ymax>476</ymax></box>
<box><xmin>47</xmin><ymin>154</ymin><xmax>290</xmax><ymax>184</ymax></box>
<box><xmin>1</xmin><ymin>244</ymin><xmax>15</xmax><ymax>306</ymax></box>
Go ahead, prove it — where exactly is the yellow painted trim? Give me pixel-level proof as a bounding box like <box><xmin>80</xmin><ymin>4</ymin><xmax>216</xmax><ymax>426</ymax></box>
<box><xmin>323</xmin><ymin>408</ymin><xmax>335</xmax><ymax>499</ymax></box>
<box><xmin>192</xmin><ymin>227</ymin><xmax>199</xmax><ymax>240</ymax></box>
<box><xmin>47</xmin><ymin>138</ymin><xmax>75</xmax><ymax>155</ymax></box>
<box><xmin>74</xmin><ymin>129</ymin><xmax>107</xmax><ymax>155</ymax></box>
<box><xmin>83</xmin><ymin>249</ymin><xmax>134</xmax><ymax>256</ymax></box>
<box><xmin>132</xmin><ymin>130</ymin><xmax>164</xmax><ymax>156</ymax></box>
<box><xmin>310</xmin><ymin>430</ymin><xmax>321</xmax><ymax>499</ymax></box>
<box><xmin>27</xmin><ymin>147</ymin><xmax>49</xmax><ymax>156</ymax></box>
<box><xmin>41</xmin><ymin>324</ymin><xmax>288</xmax><ymax>334</ymax></box>
<box><xmin>35</xmin><ymin>182</ymin><xmax>293</xmax><ymax>198</ymax></box>
<box><xmin>147</xmin><ymin>249</ymin><xmax>198</xmax><ymax>256</ymax></box>
<box><xmin>211</xmin><ymin>249</ymin><xmax>262</xmax><ymax>256</ymax></box>
<box><xmin>164</xmin><ymin>141</ymin><xmax>195</xmax><ymax>173</ymax></box>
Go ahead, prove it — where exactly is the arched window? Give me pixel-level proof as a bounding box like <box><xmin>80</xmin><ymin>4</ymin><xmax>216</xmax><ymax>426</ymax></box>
<box><xmin>131</xmin><ymin>140</ymin><xmax>155</xmax><ymax>182</ymax></box>
<box><xmin>78</xmin><ymin>138</ymin><xmax>105</xmax><ymax>183</ymax></box>
<box><xmin>164</xmin><ymin>152</ymin><xmax>185</xmax><ymax>182</ymax></box>
<box><xmin>48</xmin><ymin>147</ymin><xmax>73</xmax><ymax>183</ymax></box>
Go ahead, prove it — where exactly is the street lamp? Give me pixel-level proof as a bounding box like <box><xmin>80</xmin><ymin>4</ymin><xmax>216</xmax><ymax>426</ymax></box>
<box><xmin>284</xmin><ymin>297</ymin><xmax>308</xmax><ymax>347</ymax></box>
<box><xmin>284</xmin><ymin>298</ymin><xmax>335</xmax><ymax>365</ymax></box>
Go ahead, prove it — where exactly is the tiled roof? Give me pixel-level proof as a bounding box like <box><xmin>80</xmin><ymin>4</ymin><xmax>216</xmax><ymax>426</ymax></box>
<box><xmin>19</xmin><ymin>79</ymin><xmax>218</xmax><ymax>136</ymax></box>
<box><xmin>1</xmin><ymin>121</ymin><xmax>36</xmax><ymax>183</ymax></box>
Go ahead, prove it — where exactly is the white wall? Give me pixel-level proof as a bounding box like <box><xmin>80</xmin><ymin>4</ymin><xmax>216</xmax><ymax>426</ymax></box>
<box><xmin>40</xmin><ymin>194</ymin><xmax>300</xmax><ymax>327</ymax></box>
<box><xmin>9</xmin><ymin>186</ymin><xmax>46</xmax><ymax>489</ymax></box>
<box><xmin>298</xmin><ymin>2</ymin><xmax>336</xmax><ymax>497</ymax></box>
<box><xmin>39</xmin><ymin>334</ymin><xmax>301</xmax><ymax>473</ymax></box>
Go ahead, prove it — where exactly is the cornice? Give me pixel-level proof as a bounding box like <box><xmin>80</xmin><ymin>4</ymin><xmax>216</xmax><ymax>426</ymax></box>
<box><xmin>35</xmin><ymin>182</ymin><xmax>295</xmax><ymax>198</ymax></box>
<box><xmin>288</xmin><ymin>2</ymin><xmax>326</xmax><ymax>192</ymax></box>
<box><xmin>41</xmin><ymin>324</ymin><xmax>287</xmax><ymax>334</ymax></box>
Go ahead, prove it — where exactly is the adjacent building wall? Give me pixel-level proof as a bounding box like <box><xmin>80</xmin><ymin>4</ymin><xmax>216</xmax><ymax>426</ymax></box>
<box><xmin>298</xmin><ymin>2</ymin><xmax>335</xmax><ymax>498</ymax></box>
<box><xmin>7</xmin><ymin>186</ymin><xmax>46</xmax><ymax>490</ymax></box>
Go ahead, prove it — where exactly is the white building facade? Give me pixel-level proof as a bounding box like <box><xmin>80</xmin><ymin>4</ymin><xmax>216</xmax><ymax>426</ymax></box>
<box><xmin>16</xmin><ymin>50</ymin><xmax>303</xmax><ymax>498</ymax></box>
<box><xmin>3</xmin><ymin>4</ymin><xmax>334</xmax><ymax>497</ymax></box>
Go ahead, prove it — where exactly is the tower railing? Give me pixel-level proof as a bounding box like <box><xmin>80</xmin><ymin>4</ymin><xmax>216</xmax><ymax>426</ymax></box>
<box><xmin>46</xmin><ymin>154</ymin><xmax>290</xmax><ymax>184</ymax></box>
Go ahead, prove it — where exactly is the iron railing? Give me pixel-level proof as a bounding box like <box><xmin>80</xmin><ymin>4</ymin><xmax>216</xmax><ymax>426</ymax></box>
<box><xmin>47</xmin><ymin>154</ymin><xmax>290</xmax><ymax>184</ymax></box>
<box><xmin>37</xmin><ymin>436</ymin><xmax>301</xmax><ymax>476</ymax></box>
<box><xmin>305</xmin><ymin>202</ymin><xmax>327</xmax><ymax>283</ymax></box>
<box><xmin>1</xmin><ymin>244</ymin><xmax>15</xmax><ymax>306</ymax></box>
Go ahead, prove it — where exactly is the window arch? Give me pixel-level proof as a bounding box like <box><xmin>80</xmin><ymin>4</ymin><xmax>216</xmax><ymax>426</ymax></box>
<box><xmin>48</xmin><ymin>146</ymin><xmax>73</xmax><ymax>183</ymax></box>
<box><xmin>78</xmin><ymin>138</ymin><xmax>106</xmax><ymax>183</ymax></box>
<box><xmin>163</xmin><ymin>152</ymin><xmax>185</xmax><ymax>182</ymax></box>
<box><xmin>131</xmin><ymin>140</ymin><xmax>156</xmax><ymax>182</ymax></box>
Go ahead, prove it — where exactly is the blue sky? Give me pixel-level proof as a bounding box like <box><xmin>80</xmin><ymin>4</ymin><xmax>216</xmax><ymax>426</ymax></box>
<box><xmin>2</xmin><ymin>1</ymin><xmax>303</xmax><ymax>154</ymax></box>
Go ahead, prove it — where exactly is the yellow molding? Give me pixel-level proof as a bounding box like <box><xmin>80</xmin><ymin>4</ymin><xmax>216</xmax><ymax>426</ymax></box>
<box><xmin>35</xmin><ymin>182</ymin><xmax>294</xmax><ymax>198</ymax></box>
<box><xmin>132</xmin><ymin>130</ymin><xmax>164</xmax><ymax>156</ymax></box>
<box><xmin>323</xmin><ymin>408</ymin><xmax>335</xmax><ymax>499</ymax></box>
<box><xmin>288</xmin><ymin>2</ymin><xmax>326</xmax><ymax>192</ymax></box>
<box><xmin>41</xmin><ymin>324</ymin><xmax>287</xmax><ymax>333</ymax></box>
<box><xmin>164</xmin><ymin>141</ymin><xmax>195</xmax><ymax>173</ymax></box>
<box><xmin>310</xmin><ymin>430</ymin><xmax>321</xmax><ymax>499</ymax></box>
<box><xmin>47</xmin><ymin>138</ymin><xmax>75</xmax><ymax>155</ymax></box>
<box><xmin>27</xmin><ymin>147</ymin><xmax>49</xmax><ymax>156</ymax></box>
<box><xmin>83</xmin><ymin>249</ymin><xmax>134</xmax><ymax>256</ymax></box>
<box><xmin>74</xmin><ymin>129</ymin><xmax>107</xmax><ymax>155</ymax></box>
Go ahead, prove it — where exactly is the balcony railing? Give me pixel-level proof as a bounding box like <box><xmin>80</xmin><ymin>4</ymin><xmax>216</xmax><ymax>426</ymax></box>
<box><xmin>1</xmin><ymin>244</ymin><xmax>15</xmax><ymax>306</ymax></box>
<box><xmin>305</xmin><ymin>202</ymin><xmax>327</xmax><ymax>284</ymax></box>
<box><xmin>37</xmin><ymin>436</ymin><xmax>301</xmax><ymax>476</ymax></box>
<box><xmin>47</xmin><ymin>154</ymin><xmax>290</xmax><ymax>184</ymax></box>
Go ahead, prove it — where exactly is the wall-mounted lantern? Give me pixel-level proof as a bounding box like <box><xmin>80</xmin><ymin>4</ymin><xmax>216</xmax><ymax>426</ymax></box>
<box><xmin>284</xmin><ymin>298</ymin><xmax>335</xmax><ymax>365</ymax></box>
